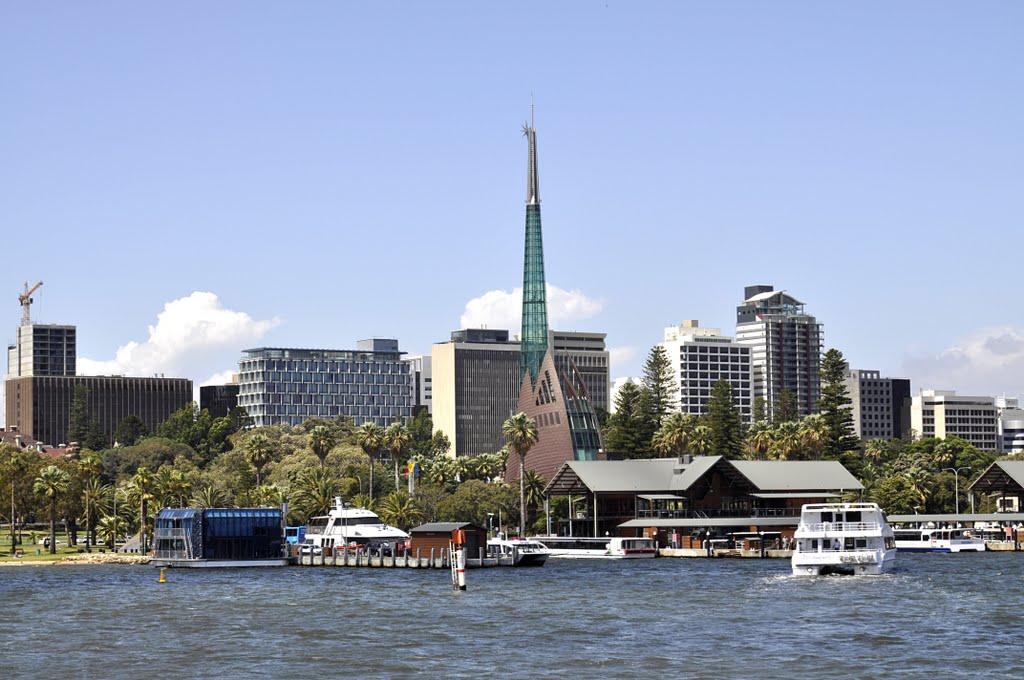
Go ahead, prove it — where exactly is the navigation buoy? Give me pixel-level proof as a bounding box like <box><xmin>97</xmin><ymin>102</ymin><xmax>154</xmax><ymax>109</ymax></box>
<box><xmin>159</xmin><ymin>568</ymin><xmax>166</xmax><ymax>583</ymax></box>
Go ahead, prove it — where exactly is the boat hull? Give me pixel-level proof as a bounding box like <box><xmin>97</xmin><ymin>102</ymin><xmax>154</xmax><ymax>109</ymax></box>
<box><xmin>151</xmin><ymin>558</ymin><xmax>289</xmax><ymax>568</ymax></box>
<box><xmin>792</xmin><ymin>550</ymin><xmax>896</xmax><ymax>576</ymax></box>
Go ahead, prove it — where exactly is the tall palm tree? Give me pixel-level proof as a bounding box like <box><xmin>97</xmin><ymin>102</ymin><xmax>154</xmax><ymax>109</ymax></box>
<box><xmin>129</xmin><ymin>467</ymin><xmax>156</xmax><ymax>553</ymax></box>
<box><xmin>190</xmin><ymin>484</ymin><xmax>227</xmax><ymax>509</ymax></box>
<box><xmin>383</xmin><ymin>423</ymin><xmax>411</xmax><ymax>491</ymax></box>
<box><xmin>377</xmin><ymin>491</ymin><xmax>425</xmax><ymax>531</ymax></box>
<box><xmin>246</xmin><ymin>433</ymin><xmax>274</xmax><ymax>484</ymax></box>
<box><xmin>503</xmin><ymin>412</ymin><xmax>539</xmax><ymax>537</ymax></box>
<box><xmin>799</xmin><ymin>415</ymin><xmax>828</xmax><ymax>460</ymax></box>
<box><xmin>251</xmin><ymin>484</ymin><xmax>282</xmax><ymax>507</ymax></box>
<box><xmin>292</xmin><ymin>467</ymin><xmax>339</xmax><ymax>518</ymax></box>
<box><xmin>308</xmin><ymin>426</ymin><xmax>335</xmax><ymax>470</ymax></box>
<box><xmin>33</xmin><ymin>465</ymin><xmax>70</xmax><ymax>554</ymax></box>
<box><xmin>653</xmin><ymin>412</ymin><xmax>695</xmax><ymax>458</ymax></box>
<box><xmin>97</xmin><ymin>514</ymin><xmax>126</xmax><ymax>550</ymax></box>
<box><xmin>523</xmin><ymin>470</ymin><xmax>547</xmax><ymax>531</ymax></box>
<box><xmin>687</xmin><ymin>424</ymin><xmax>711</xmax><ymax>456</ymax></box>
<box><xmin>744</xmin><ymin>421</ymin><xmax>773</xmax><ymax>460</ymax></box>
<box><xmin>770</xmin><ymin>421</ymin><xmax>802</xmax><ymax>460</ymax></box>
<box><xmin>355</xmin><ymin>423</ymin><xmax>384</xmax><ymax>502</ymax></box>
<box><xmin>78</xmin><ymin>453</ymin><xmax>103</xmax><ymax>552</ymax></box>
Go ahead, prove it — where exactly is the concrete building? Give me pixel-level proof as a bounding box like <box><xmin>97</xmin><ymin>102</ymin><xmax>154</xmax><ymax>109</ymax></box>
<box><xmin>200</xmin><ymin>378</ymin><xmax>240</xmax><ymax>419</ymax></box>
<box><xmin>404</xmin><ymin>354</ymin><xmax>432</xmax><ymax>415</ymax></box>
<box><xmin>236</xmin><ymin>339</ymin><xmax>413</xmax><ymax>428</ymax></box>
<box><xmin>660</xmin><ymin>320</ymin><xmax>752</xmax><ymax>423</ymax></box>
<box><xmin>843</xmin><ymin>369</ymin><xmax>911</xmax><ymax>440</ymax></box>
<box><xmin>996</xmin><ymin>397</ymin><xmax>1024</xmax><ymax>455</ymax></box>
<box><xmin>552</xmin><ymin>332</ymin><xmax>610</xmax><ymax>415</ymax></box>
<box><xmin>910</xmin><ymin>389</ymin><xmax>998</xmax><ymax>451</ymax></box>
<box><xmin>7</xmin><ymin>324</ymin><xmax>76</xmax><ymax>378</ymax></box>
<box><xmin>4</xmin><ymin>375</ymin><xmax>192</xmax><ymax>447</ymax></box>
<box><xmin>431</xmin><ymin>329</ymin><xmax>521</xmax><ymax>459</ymax></box>
<box><xmin>735</xmin><ymin>285</ymin><xmax>823</xmax><ymax>419</ymax></box>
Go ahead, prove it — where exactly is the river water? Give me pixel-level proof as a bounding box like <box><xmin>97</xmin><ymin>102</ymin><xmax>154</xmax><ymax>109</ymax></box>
<box><xmin>1</xmin><ymin>552</ymin><xmax>1022</xmax><ymax>679</ymax></box>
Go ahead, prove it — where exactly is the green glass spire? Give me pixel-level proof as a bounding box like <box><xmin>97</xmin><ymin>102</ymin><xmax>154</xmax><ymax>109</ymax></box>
<box><xmin>520</xmin><ymin>113</ymin><xmax>548</xmax><ymax>385</ymax></box>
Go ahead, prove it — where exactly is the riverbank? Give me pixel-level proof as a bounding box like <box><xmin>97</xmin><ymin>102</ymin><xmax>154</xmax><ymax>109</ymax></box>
<box><xmin>0</xmin><ymin>553</ymin><xmax>151</xmax><ymax>567</ymax></box>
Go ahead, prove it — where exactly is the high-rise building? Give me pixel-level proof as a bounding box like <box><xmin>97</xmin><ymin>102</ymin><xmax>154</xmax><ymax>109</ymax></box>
<box><xmin>431</xmin><ymin>328</ymin><xmax>609</xmax><ymax>458</ymax></box>
<box><xmin>843</xmin><ymin>369</ymin><xmax>912</xmax><ymax>441</ymax></box>
<box><xmin>404</xmin><ymin>355</ymin><xmax>432</xmax><ymax>415</ymax></box>
<box><xmin>200</xmin><ymin>378</ymin><xmax>240</xmax><ymax>419</ymax></box>
<box><xmin>7</xmin><ymin>324</ymin><xmax>76</xmax><ymax>378</ymax></box>
<box><xmin>660</xmin><ymin>320</ymin><xmax>753</xmax><ymax>423</ymax></box>
<box><xmin>735</xmin><ymin>285</ymin><xmax>823</xmax><ymax>418</ymax></box>
<box><xmin>511</xmin><ymin>111</ymin><xmax>602</xmax><ymax>481</ymax></box>
<box><xmin>5</xmin><ymin>375</ymin><xmax>192</xmax><ymax>447</ymax></box>
<box><xmin>910</xmin><ymin>389</ymin><xmax>998</xmax><ymax>451</ymax></box>
<box><xmin>431</xmin><ymin>329</ymin><xmax>520</xmax><ymax>458</ymax></box>
<box><xmin>996</xmin><ymin>397</ymin><xmax>1024</xmax><ymax>455</ymax></box>
<box><xmin>236</xmin><ymin>340</ymin><xmax>413</xmax><ymax>428</ymax></box>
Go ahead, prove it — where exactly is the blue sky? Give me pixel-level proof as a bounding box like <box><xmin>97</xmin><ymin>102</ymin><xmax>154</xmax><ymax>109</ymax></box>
<box><xmin>3</xmin><ymin>3</ymin><xmax>1023</xmax><ymax>413</ymax></box>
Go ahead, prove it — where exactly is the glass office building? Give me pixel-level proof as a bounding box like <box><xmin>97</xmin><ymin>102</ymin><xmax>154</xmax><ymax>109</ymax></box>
<box><xmin>236</xmin><ymin>340</ymin><xmax>413</xmax><ymax>428</ymax></box>
<box><xmin>154</xmin><ymin>507</ymin><xmax>284</xmax><ymax>562</ymax></box>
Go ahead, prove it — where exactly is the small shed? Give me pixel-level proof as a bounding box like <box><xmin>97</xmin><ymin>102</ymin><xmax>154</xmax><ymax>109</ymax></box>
<box><xmin>409</xmin><ymin>522</ymin><xmax>487</xmax><ymax>558</ymax></box>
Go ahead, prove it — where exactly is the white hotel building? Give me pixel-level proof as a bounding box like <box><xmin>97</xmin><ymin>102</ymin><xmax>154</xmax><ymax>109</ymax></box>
<box><xmin>660</xmin><ymin>320</ymin><xmax>753</xmax><ymax>423</ymax></box>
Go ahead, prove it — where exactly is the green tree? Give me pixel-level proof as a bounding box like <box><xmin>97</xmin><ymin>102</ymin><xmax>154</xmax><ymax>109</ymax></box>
<box><xmin>773</xmin><ymin>389</ymin><xmax>799</xmax><ymax>424</ymax></box>
<box><xmin>653</xmin><ymin>412</ymin><xmax>695</xmax><ymax>458</ymax></box>
<box><xmin>770</xmin><ymin>421</ymin><xmax>803</xmax><ymax>460</ymax></box>
<box><xmin>752</xmin><ymin>397</ymin><xmax>767</xmax><ymax>423</ymax></box>
<box><xmin>33</xmin><ymin>465</ymin><xmax>70</xmax><ymax>554</ymax></box>
<box><xmin>377</xmin><ymin>491</ymin><xmax>426</xmax><ymax>531</ymax></box>
<box><xmin>522</xmin><ymin>470</ymin><xmax>546</xmax><ymax>530</ymax></box>
<box><xmin>503</xmin><ymin>412</ymin><xmax>539</xmax><ymax>537</ymax></box>
<box><xmin>817</xmin><ymin>348</ymin><xmax>861</xmax><ymax>474</ymax></box>
<box><xmin>705</xmin><ymin>379</ymin><xmax>744</xmax><ymax>458</ymax></box>
<box><xmin>129</xmin><ymin>467</ymin><xmax>156</xmax><ymax>553</ymax></box>
<box><xmin>308</xmin><ymin>425</ymin><xmax>336</xmax><ymax>470</ymax></box>
<box><xmin>407</xmin><ymin>410</ymin><xmax>435</xmax><ymax>459</ymax></box>
<box><xmin>603</xmin><ymin>380</ymin><xmax>648</xmax><ymax>459</ymax></box>
<box><xmin>84</xmin><ymin>418</ymin><xmax>108</xmax><ymax>451</ymax></box>
<box><xmin>290</xmin><ymin>466</ymin><xmax>340</xmax><ymax>521</ymax></box>
<box><xmin>190</xmin><ymin>485</ymin><xmax>227</xmax><ymax>509</ymax></box>
<box><xmin>743</xmin><ymin>421</ymin><xmax>773</xmax><ymax>460</ymax></box>
<box><xmin>354</xmin><ymin>423</ymin><xmax>385</xmax><ymax>502</ymax></box>
<box><xmin>641</xmin><ymin>345</ymin><xmax>677</xmax><ymax>432</ymax></box>
<box><xmin>798</xmin><ymin>414</ymin><xmax>828</xmax><ymax>460</ymax></box>
<box><xmin>113</xmin><ymin>415</ymin><xmax>149</xmax><ymax>447</ymax></box>
<box><xmin>435</xmin><ymin>479</ymin><xmax>518</xmax><ymax>528</ymax></box>
<box><xmin>67</xmin><ymin>385</ymin><xmax>92</xmax><ymax>445</ymax></box>
<box><xmin>383</xmin><ymin>422</ymin><xmax>411</xmax><ymax>491</ymax></box>
<box><xmin>245</xmin><ymin>433</ymin><xmax>274</xmax><ymax>485</ymax></box>
<box><xmin>78</xmin><ymin>453</ymin><xmax>103</xmax><ymax>551</ymax></box>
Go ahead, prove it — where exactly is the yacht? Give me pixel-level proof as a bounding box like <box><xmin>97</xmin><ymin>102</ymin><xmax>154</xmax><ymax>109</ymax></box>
<box><xmin>486</xmin><ymin>537</ymin><xmax>552</xmax><ymax>566</ymax></box>
<box><xmin>301</xmin><ymin>497</ymin><xmax>410</xmax><ymax>555</ymax></box>
<box><xmin>894</xmin><ymin>527</ymin><xmax>985</xmax><ymax>553</ymax></box>
<box><xmin>792</xmin><ymin>502</ymin><xmax>896</xmax><ymax>576</ymax></box>
<box><xmin>538</xmin><ymin>536</ymin><xmax>658</xmax><ymax>559</ymax></box>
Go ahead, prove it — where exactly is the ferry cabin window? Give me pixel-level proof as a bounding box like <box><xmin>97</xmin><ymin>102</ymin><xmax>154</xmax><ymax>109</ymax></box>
<box><xmin>846</xmin><ymin>511</ymin><xmax>862</xmax><ymax>523</ymax></box>
<box><xmin>855</xmin><ymin>539</ymin><xmax>867</xmax><ymax>549</ymax></box>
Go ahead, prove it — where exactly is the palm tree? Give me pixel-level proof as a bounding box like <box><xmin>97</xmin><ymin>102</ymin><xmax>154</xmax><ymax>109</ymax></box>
<box><xmin>252</xmin><ymin>484</ymin><xmax>282</xmax><ymax>507</ymax></box>
<box><xmin>190</xmin><ymin>485</ymin><xmax>227</xmax><ymax>509</ymax></box>
<box><xmin>347</xmin><ymin>492</ymin><xmax>375</xmax><ymax>511</ymax></box>
<box><xmin>799</xmin><ymin>415</ymin><xmax>828</xmax><ymax>460</ymax></box>
<box><xmin>383</xmin><ymin>423</ymin><xmax>411</xmax><ymax>491</ymax></box>
<box><xmin>770</xmin><ymin>421</ymin><xmax>802</xmax><ymax>460</ymax></box>
<box><xmin>355</xmin><ymin>423</ymin><xmax>384</xmax><ymax>502</ymax></box>
<box><xmin>503</xmin><ymin>412</ymin><xmax>539</xmax><ymax>537</ymax></box>
<box><xmin>653</xmin><ymin>412</ymin><xmax>695</xmax><ymax>458</ymax></box>
<box><xmin>78</xmin><ymin>453</ymin><xmax>103</xmax><ymax>552</ymax></box>
<box><xmin>308</xmin><ymin>426</ymin><xmax>335</xmax><ymax>470</ymax></box>
<box><xmin>129</xmin><ymin>467</ymin><xmax>156</xmax><ymax>553</ymax></box>
<box><xmin>292</xmin><ymin>467</ymin><xmax>340</xmax><ymax>518</ymax></box>
<box><xmin>246</xmin><ymin>433</ymin><xmax>275</xmax><ymax>484</ymax></box>
<box><xmin>97</xmin><ymin>514</ymin><xmax>126</xmax><ymax>550</ymax></box>
<box><xmin>424</xmin><ymin>457</ymin><xmax>458</xmax><ymax>488</ymax></box>
<box><xmin>744</xmin><ymin>421</ymin><xmax>773</xmax><ymax>460</ymax></box>
<box><xmin>687</xmin><ymin>424</ymin><xmax>711</xmax><ymax>456</ymax></box>
<box><xmin>33</xmin><ymin>465</ymin><xmax>70</xmax><ymax>554</ymax></box>
<box><xmin>376</xmin><ymin>491</ymin><xmax>425</xmax><ymax>531</ymax></box>
<box><xmin>523</xmin><ymin>470</ymin><xmax>547</xmax><ymax>531</ymax></box>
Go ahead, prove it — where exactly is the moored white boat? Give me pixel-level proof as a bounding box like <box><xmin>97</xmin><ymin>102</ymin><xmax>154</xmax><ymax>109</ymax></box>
<box><xmin>894</xmin><ymin>527</ymin><xmax>985</xmax><ymax>553</ymax></box>
<box><xmin>301</xmin><ymin>497</ymin><xmax>410</xmax><ymax>555</ymax></box>
<box><xmin>792</xmin><ymin>502</ymin><xmax>896</xmax><ymax>576</ymax></box>
<box><xmin>486</xmin><ymin>537</ymin><xmax>551</xmax><ymax>566</ymax></box>
<box><xmin>538</xmin><ymin>536</ymin><xmax>657</xmax><ymax>559</ymax></box>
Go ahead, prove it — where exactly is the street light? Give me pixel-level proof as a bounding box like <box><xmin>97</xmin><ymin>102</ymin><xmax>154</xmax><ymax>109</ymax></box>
<box><xmin>942</xmin><ymin>467</ymin><xmax>971</xmax><ymax>515</ymax></box>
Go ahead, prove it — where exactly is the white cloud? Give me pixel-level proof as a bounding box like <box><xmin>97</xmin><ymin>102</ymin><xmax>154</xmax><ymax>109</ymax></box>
<box><xmin>608</xmin><ymin>346</ymin><xmax>639</xmax><ymax>373</ymax></box>
<box><xmin>903</xmin><ymin>326</ymin><xmax>1024</xmax><ymax>397</ymax></box>
<box><xmin>201</xmin><ymin>369</ymin><xmax>239</xmax><ymax>388</ymax></box>
<box><xmin>460</xmin><ymin>284</ymin><xmax>603</xmax><ymax>330</ymax></box>
<box><xmin>79</xmin><ymin>292</ymin><xmax>281</xmax><ymax>384</ymax></box>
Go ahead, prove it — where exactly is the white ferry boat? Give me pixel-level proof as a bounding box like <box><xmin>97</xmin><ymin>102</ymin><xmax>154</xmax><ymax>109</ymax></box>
<box><xmin>538</xmin><ymin>536</ymin><xmax>658</xmax><ymax>559</ymax></box>
<box><xmin>486</xmin><ymin>537</ymin><xmax>552</xmax><ymax>566</ymax></box>
<box><xmin>894</xmin><ymin>527</ymin><xmax>985</xmax><ymax>553</ymax></box>
<box><xmin>301</xmin><ymin>497</ymin><xmax>410</xmax><ymax>555</ymax></box>
<box><xmin>792</xmin><ymin>502</ymin><xmax>896</xmax><ymax>576</ymax></box>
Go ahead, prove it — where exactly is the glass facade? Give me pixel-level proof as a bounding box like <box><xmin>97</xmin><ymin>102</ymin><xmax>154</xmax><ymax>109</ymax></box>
<box><xmin>154</xmin><ymin>507</ymin><xmax>284</xmax><ymax>561</ymax></box>
<box><xmin>520</xmin><ymin>203</ymin><xmax>548</xmax><ymax>386</ymax></box>
<box><xmin>236</xmin><ymin>347</ymin><xmax>413</xmax><ymax>428</ymax></box>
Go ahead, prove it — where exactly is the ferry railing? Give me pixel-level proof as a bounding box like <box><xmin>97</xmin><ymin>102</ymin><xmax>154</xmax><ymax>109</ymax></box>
<box><xmin>154</xmin><ymin>528</ymin><xmax>189</xmax><ymax>539</ymax></box>
<box><xmin>798</xmin><ymin>521</ymin><xmax>881</xmax><ymax>532</ymax></box>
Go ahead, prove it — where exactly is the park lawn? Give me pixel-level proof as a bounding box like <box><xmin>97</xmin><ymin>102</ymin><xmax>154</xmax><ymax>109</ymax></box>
<box><xmin>0</xmin><ymin>533</ymin><xmax>112</xmax><ymax>563</ymax></box>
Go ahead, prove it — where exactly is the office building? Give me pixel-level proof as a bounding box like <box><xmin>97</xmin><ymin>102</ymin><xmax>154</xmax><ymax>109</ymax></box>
<box><xmin>236</xmin><ymin>339</ymin><xmax>413</xmax><ymax>428</ymax></box>
<box><xmin>843</xmin><ymin>369</ymin><xmax>911</xmax><ymax>440</ymax></box>
<box><xmin>404</xmin><ymin>355</ymin><xmax>432</xmax><ymax>415</ymax></box>
<box><xmin>996</xmin><ymin>397</ymin><xmax>1024</xmax><ymax>455</ymax></box>
<box><xmin>660</xmin><ymin>320</ymin><xmax>752</xmax><ymax>423</ymax></box>
<box><xmin>512</xmin><ymin>112</ymin><xmax>602</xmax><ymax>481</ymax></box>
<box><xmin>735</xmin><ymin>285</ymin><xmax>823</xmax><ymax>418</ymax></box>
<box><xmin>7</xmin><ymin>324</ymin><xmax>76</xmax><ymax>378</ymax></box>
<box><xmin>200</xmin><ymin>379</ymin><xmax>240</xmax><ymax>419</ymax></box>
<box><xmin>910</xmin><ymin>389</ymin><xmax>998</xmax><ymax>451</ymax></box>
<box><xmin>4</xmin><ymin>375</ymin><xmax>192</xmax><ymax>447</ymax></box>
<box><xmin>552</xmin><ymin>332</ymin><xmax>610</xmax><ymax>415</ymax></box>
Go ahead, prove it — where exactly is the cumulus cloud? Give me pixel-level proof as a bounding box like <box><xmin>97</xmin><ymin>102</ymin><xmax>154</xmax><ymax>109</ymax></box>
<box><xmin>903</xmin><ymin>326</ymin><xmax>1024</xmax><ymax>396</ymax></box>
<box><xmin>79</xmin><ymin>292</ymin><xmax>281</xmax><ymax>384</ymax></box>
<box><xmin>608</xmin><ymin>346</ymin><xmax>639</xmax><ymax>373</ymax></box>
<box><xmin>460</xmin><ymin>284</ymin><xmax>603</xmax><ymax>330</ymax></box>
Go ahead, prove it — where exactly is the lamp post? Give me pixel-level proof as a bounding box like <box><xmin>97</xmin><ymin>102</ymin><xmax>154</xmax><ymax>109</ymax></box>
<box><xmin>942</xmin><ymin>467</ymin><xmax>971</xmax><ymax>515</ymax></box>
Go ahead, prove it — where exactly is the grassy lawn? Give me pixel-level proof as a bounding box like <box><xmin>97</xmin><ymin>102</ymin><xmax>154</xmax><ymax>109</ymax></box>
<box><xmin>0</xmin><ymin>533</ymin><xmax>118</xmax><ymax>563</ymax></box>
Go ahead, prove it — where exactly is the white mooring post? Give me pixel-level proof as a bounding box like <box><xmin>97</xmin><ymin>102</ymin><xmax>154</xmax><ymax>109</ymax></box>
<box><xmin>449</xmin><ymin>541</ymin><xmax>467</xmax><ymax>591</ymax></box>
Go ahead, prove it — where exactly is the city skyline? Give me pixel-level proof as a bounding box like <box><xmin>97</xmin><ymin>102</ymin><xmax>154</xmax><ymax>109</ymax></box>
<box><xmin>3</xmin><ymin>4</ymin><xmax>1023</xmax><ymax>421</ymax></box>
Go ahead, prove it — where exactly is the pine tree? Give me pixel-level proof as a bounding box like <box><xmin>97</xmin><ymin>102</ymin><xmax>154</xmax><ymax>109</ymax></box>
<box><xmin>642</xmin><ymin>345</ymin><xmax>677</xmax><ymax>431</ymax></box>
<box><xmin>603</xmin><ymin>380</ymin><xmax>649</xmax><ymax>458</ymax></box>
<box><xmin>705</xmin><ymin>379</ymin><xmax>744</xmax><ymax>458</ymax></box>
<box><xmin>818</xmin><ymin>348</ymin><xmax>861</xmax><ymax>475</ymax></box>
<box><xmin>67</xmin><ymin>385</ymin><xmax>91</xmax><ymax>445</ymax></box>
<box><xmin>773</xmin><ymin>389</ymin><xmax>799</xmax><ymax>424</ymax></box>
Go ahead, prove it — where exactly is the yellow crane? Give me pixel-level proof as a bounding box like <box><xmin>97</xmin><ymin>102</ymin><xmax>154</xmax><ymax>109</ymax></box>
<box><xmin>19</xmin><ymin>280</ymin><xmax>43</xmax><ymax>326</ymax></box>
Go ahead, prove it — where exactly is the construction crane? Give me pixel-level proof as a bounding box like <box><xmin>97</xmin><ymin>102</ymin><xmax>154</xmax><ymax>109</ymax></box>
<box><xmin>19</xmin><ymin>280</ymin><xmax>43</xmax><ymax>326</ymax></box>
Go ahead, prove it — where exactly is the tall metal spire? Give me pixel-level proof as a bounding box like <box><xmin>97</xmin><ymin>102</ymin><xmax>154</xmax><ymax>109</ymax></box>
<box><xmin>519</xmin><ymin>104</ymin><xmax>548</xmax><ymax>385</ymax></box>
<box><xmin>523</xmin><ymin>100</ymin><xmax>540</xmax><ymax>205</ymax></box>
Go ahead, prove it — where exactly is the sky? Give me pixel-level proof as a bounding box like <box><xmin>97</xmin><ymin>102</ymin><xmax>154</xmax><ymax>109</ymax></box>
<box><xmin>3</xmin><ymin>3</ymin><xmax>1023</xmax><ymax>423</ymax></box>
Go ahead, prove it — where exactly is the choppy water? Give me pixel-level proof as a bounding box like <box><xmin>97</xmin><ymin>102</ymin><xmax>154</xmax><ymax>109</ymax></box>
<box><xmin>2</xmin><ymin>552</ymin><xmax>1023</xmax><ymax>679</ymax></box>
